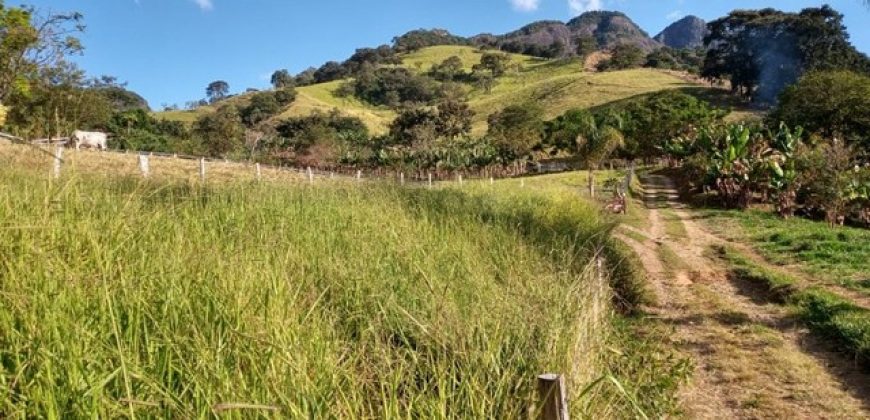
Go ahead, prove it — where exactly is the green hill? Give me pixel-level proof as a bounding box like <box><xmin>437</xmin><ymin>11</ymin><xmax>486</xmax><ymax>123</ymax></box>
<box><xmin>158</xmin><ymin>45</ymin><xmax>707</xmax><ymax>135</ymax></box>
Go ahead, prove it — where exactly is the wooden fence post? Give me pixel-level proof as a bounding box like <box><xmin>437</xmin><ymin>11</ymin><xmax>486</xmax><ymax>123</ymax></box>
<box><xmin>400</xmin><ymin>172</ymin><xmax>405</xmax><ymax>185</ymax></box>
<box><xmin>537</xmin><ymin>373</ymin><xmax>569</xmax><ymax>420</ymax></box>
<box><xmin>356</xmin><ymin>170</ymin><xmax>362</xmax><ymax>182</ymax></box>
<box><xmin>428</xmin><ymin>173</ymin><xmax>432</xmax><ymax>188</ymax></box>
<box><xmin>458</xmin><ymin>174</ymin><xmax>463</xmax><ymax>186</ymax></box>
<box><xmin>138</xmin><ymin>154</ymin><xmax>150</xmax><ymax>178</ymax></box>
<box><xmin>588</xmin><ymin>169</ymin><xmax>595</xmax><ymax>198</ymax></box>
<box><xmin>255</xmin><ymin>163</ymin><xmax>262</xmax><ymax>182</ymax></box>
<box><xmin>52</xmin><ymin>146</ymin><xmax>63</xmax><ymax>179</ymax></box>
<box><xmin>307</xmin><ymin>167</ymin><xmax>314</xmax><ymax>184</ymax></box>
<box><xmin>490</xmin><ymin>177</ymin><xmax>494</xmax><ymax>186</ymax></box>
<box><xmin>199</xmin><ymin>158</ymin><xmax>207</xmax><ymax>183</ymax></box>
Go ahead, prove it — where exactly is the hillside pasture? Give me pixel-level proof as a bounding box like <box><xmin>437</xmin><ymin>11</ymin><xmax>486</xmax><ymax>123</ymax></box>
<box><xmin>156</xmin><ymin>46</ymin><xmax>707</xmax><ymax>136</ymax></box>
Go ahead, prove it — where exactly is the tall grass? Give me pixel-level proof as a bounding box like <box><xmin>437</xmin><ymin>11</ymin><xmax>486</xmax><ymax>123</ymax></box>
<box><xmin>0</xmin><ymin>158</ymin><xmax>639</xmax><ymax>417</ymax></box>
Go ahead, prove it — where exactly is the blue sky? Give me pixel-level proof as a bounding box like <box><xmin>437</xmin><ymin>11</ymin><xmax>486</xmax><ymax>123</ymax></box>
<box><xmin>23</xmin><ymin>0</ymin><xmax>870</xmax><ymax>108</ymax></box>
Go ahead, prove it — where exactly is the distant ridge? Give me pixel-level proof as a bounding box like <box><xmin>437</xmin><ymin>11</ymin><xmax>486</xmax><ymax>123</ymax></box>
<box><xmin>469</xmin><ymin>11</ymin><xmax>663</xmax><ymax>57</ymax></box>
<box><xmin>654</xmin><ymin>16</ymin><xmax>707</xmax><ymax>49</ymax></box>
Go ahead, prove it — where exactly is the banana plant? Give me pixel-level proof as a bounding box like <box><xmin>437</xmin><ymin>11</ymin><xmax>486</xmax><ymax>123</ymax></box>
<box><xmin>767</xmin><ymin>123</ymin><xmax>804</xmax><ymax>217</ymax></box>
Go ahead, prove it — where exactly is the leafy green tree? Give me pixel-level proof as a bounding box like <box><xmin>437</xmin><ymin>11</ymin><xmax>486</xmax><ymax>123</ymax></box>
<box><xmin>0</xmin><ymin>3</ymin><xmax>84</xmax><ymax>103</ymax></box>
<box><xmin>617</xmin><ymin>91</ymin><xmax>726</xmax><ymax>158</ymax></box>
<box><xmin>206</xmin><ymin>80</ymin><xmax>229</xmax><ymax>103</ymax></box>
<box><xmin>294</xmin><ymin>67</ymin><xmax>317</xmax><ymax>86</ymax></box>
<box><xmin>350</xmin><ymin>67</ymin><xmax>441</xmax><ymax>108</ymax></box>
<box><xmin>274</xmin><ymin>87</ymin><xmax>297</xmax><ymax>106</ymax></box>
<box><xmin>597</xmin><ymin>44</ymin><xmax>645</xmax><ymax>71</ymax></box>
<box><xmin>474</xmin><ymin>52</ymin><xmax>512</xmax><ymax>77</ymax></box>
<box><xmin>545</xmin><ymin>109</ymin><xmax>624</xmax><ymax>168</ymax></box>
<box><xmin>389</xmin><ymin>107</ymin><xmax>440</xmax><ymax>147</ymax></box>
<box><xmin>435</xmin><ymin>99</ymin><xmax>474</xmax><ymax>139</ymax></box>
<box><xmin>313</xmin><ymin>61</ymin><xmax>348</xmax><ymax>84</ymax></box>
<box><xmin>193</xmin><ymin>104</ymin><xmax>245</xmax><ymax>157</ymax></box>
<box><xmin>270</xmin><ymin>69</ymin><xmax>294</xmax><ymax>89</ymax></box>
<box><xmin>486</xmin><ymin>104</ymin><xmax>544</xmax><ymax>159</ymax></box>
<box><xmin>429</xmin><ymin>56</ymin><xmax>465</xmax><ymax>81</ymax></box>
<box><xmin>770</xmin><ymin>70</ymin><xmax>870</xmax><ymax>150</ymax></box>
<box><xmin>241</xmin><ymin>91</ymin><xmax>280</xmax><ymax>126</ymax></box>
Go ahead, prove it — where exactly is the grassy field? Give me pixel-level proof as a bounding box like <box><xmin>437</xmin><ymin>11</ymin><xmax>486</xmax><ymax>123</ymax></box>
<box><xmin>703</xmin><ymin>210</ymin><xmax>870</xmax><ymax>293</ymax></box>
<box><xmin>0</xmin><ymin>145</ymin><xmax>683</xmax><ymax>417</ymax></box>
<box><xmin>159</xmin><ymin>46</ymin><xmax>705</xmax><ymax>136</ymax></box>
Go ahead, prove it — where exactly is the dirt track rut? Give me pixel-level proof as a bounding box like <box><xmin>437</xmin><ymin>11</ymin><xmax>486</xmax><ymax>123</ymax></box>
<box><xmin>619</xmin><ymin>174</ymin><xmax>870</xmax><ymax>419</ymax></box>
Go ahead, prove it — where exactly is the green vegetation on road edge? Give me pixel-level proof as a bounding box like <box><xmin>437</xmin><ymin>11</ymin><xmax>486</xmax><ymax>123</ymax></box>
<box><xmin>716</xmin><ymin>246</ymin><xmax>870</xmax><ymax>366</ymax></box>
<box><xmin>704</xmin><ymin>210</ymin><xmax>870</xmax><ymax>294</ymax></box>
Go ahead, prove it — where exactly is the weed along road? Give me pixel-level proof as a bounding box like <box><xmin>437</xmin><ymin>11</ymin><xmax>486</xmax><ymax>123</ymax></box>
<box><xmin>614</xmin><ymin>173</ymin><xmax>870</xmax><ymax>419</ymax></box>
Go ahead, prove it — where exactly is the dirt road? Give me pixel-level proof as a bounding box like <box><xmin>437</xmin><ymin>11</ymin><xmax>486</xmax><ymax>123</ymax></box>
<box><xmin>617</xmin><ymin>174</ymin><xmax>870</xmax><ymax>419</ymax></box>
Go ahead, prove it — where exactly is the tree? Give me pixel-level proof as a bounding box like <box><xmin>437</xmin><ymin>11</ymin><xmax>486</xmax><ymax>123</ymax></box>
<box><xmin>0</xmin><ymin>3</ymin><xmax>84</xmax><ymax>103</ymax></box>
<box><xmin>389</xmin><ymin>107</ymin><xmax>440</xmax><ymax>147</ymax></box>
<box><xmin>545</xmin><ymin>109</ymin><xmax>624</xmax><ymax>168</ymax></box>
<box><xmin>770</xmin><ymin>70</ymin><xmax>870</xmax><ymax>150</ymax></box>
<box><xmin>294</xmin><ymin>67</ymin><xmax>317</xmax><ymax>86</ymax></box>
<box><xmin>597</xmin><ymin>44</ymin><xmax>645</xmax><ymax>71</ymax></box>
<box><xmin>241</xmin><ymin>91</ymin><xmax>280</xmax><ymax>126</ymax></box>
<box><xmin>206</xmin><ymin>80</ymin><xmax>229</xmax><ymax>104</ymax></box>
<box><xmin>702</xmin><ymin>6</ymin><xmax>870</xmax><ymax>103</ymax></box>
<box><xmin>429</xmin><ymin>56</ymin><xmax>465</xmax><ymax>81</ymax></box>
<box><xmin>193</xmin><ymin>104</ymin><xmax>245</xmax><ymax>157</ymax></box>
<box><xmin>616</xmin><ymin>91</ymin><xmax>726</xmax><ymax>158</ymax></box>
<box><xmin>313</xmin><ymin>61</ymin><xmax>347</xmax><ymax>84</ymax></box>
<box><xmin>486</xmin><ymin>104</ymin><xmax>544</xmax><ymax>159</ymax></box>
<box><xmin>435</xmin><ymin>99</ymin><xmax>474</xmax><ymax>139</ymax></box>
<box><xmin>270</xmin><ymin>69</ymin><xmax>294</xmax><ymax>89</ymax></box>
<box><xmin>474</xmin><ymin>52</ymin><xmax>512</xmax><ymax>77</ymax></box>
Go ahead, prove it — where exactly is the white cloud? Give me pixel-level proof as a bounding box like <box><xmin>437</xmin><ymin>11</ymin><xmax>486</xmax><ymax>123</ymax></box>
<box><xmin>510</xmin><ymin>0</ymin><xmax>540</xmax><ymax>12</ymax></box>
<box><xmin>568</xmin><ymin>0</ymin><xmax>602</xmax><ymax>15</ymax></box>
<box><xmin>191</xmin><ymin>0</ymin><xmax>213</xmax><ymax>11</ymax></box>
<box><xmin>666</xmin><ymin>10</ymin><xmax>685</xmax><ymax>21</ymax></box>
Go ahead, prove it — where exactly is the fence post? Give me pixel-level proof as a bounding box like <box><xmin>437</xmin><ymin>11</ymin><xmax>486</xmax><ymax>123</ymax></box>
<box><xmin>199</xmin><ymin>158</ymin><xmax>207</xmax><ymax>183</ymax></box>
<box><xmin>400</xmin><ymin>172</ymin><xmax>405</xmax><ymax>185</ymax></box>
<box><xmin>458</xmin><ymin>174</ymin><xmax>463</xmax><ymax>186</ymax></box>
<box><xmin>537</xmin><ymin>374</ymin><xmax>569</xmax><ymax>420</ymax></box>
<box><xmin>307</xmin><ymin>167</ymin><xmax>314</xmax><ymax>184</ymax></box>
<box><xmin>255</xmin><ymin>163</ymin><xmax>262</xmax><ymax>181</ymax></box>
<box><xmin>138</xmin><ymin>154</ymin><xmax>150</xmax><ymax>178</ymax></box>
<box><xmin>330</xmin><ymin>172</ymin><xmax>335</xmax><ymax>180</ymax></box>
<box><xmin>428</xmin><ymin>173</ymin><xmax>432</xmax><ymax>188</ymax></box>
<box><xmin>490</xmin><ymin>177</ymin><xmax>494</xmax><ymax>186</ymax></box>
<box><xmin>52</xmin><ymin>146</ymin><xmax>63</xmax><ymax>179</ymax></box>
<box><xmin>588</xmin><ymin>169</ymin><xmax>595</xmax><ymax>198</ymax></box>
<box><xmin>356</xmin><ymin>170</ymin><xmax>362</xmax><ymax>182</ymax></box>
